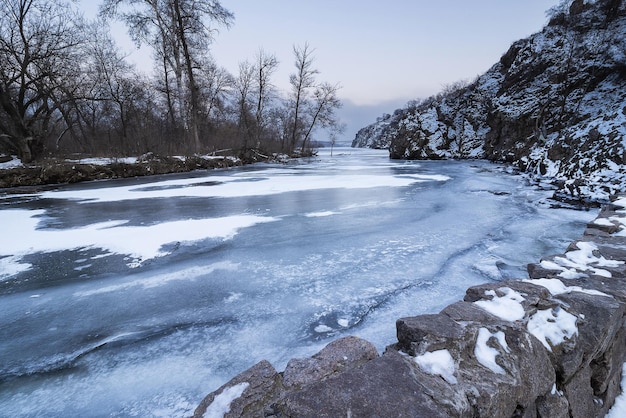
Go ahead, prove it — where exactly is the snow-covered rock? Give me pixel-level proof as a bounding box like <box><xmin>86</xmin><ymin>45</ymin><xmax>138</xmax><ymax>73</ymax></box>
<box><xmin>355</xmin><ymin>0</ymin><xmax>626</xmax><ymax>203</ymax></box>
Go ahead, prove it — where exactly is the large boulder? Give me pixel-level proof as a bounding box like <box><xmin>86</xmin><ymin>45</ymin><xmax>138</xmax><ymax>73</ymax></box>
<box><xmin>277</xmin><ymin>350</ymin><xmax>450</xmax><ymax>418</ymax></box>
<box><xmin>282</xmin><ymin>335</ymin><xmax>378</xmax><ymax>389</ymax></box>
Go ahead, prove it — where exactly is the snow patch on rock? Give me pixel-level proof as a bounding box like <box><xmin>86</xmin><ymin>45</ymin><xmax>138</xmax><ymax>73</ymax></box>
<box><xmin>474</xmin><ymin>328</ymin><xmax>510</xmax><ymax>375</ymax></box>
<box><xmin>527</xmin><ymin>307</ymin><xmax>578</xmax><ymax>352</ymax></box>
<box><xmin>202</xmin><ymin>382</ymin><xmax>249</xmax><ymax>418</ymax></box>
<box><xmin>473</xmin><ymin>287</ymin><xmax>526</xmax><ymax>321</ymax></box>
<box><xmin>414</xmin><ymin>349</ymin><xmax>457</xmax><ymax>384</ymax></box>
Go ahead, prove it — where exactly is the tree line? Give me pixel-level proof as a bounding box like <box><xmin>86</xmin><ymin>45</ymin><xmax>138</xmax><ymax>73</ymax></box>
<box><xmin>0</xmin><ymin>0</ymin><xmax>343</xmax><ymax>163</ymax></box>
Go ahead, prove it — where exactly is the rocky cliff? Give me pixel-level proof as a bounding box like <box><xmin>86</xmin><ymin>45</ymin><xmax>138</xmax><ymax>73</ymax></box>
<box><xmin>353</xmin><ymin>0</ymin><xmax>626</xmax><ymax>203</ymax></box>
<box><xmin>193</xmin><ymin>197</ymin><xmax>626</xmax><ymax>418</ymax></box>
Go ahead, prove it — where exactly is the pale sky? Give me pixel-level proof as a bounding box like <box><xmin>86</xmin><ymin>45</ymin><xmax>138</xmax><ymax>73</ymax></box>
<box><xmin>79</xmin><ymin>0</ymin><xmax>558</xmax><ymax>141</ymax></box>
<box><xmin>212</xmin><ymin>1</ymin><xmax>557</xmax><ymax>105</ymax></box>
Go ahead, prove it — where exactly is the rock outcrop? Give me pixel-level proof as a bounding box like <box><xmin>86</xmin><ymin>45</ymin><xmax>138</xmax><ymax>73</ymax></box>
<box><xmin>193</xmin><ymin>197</ymin><xmax>626</xmax><ymax>417</ymax></box>
<box><xmin>353</xmin><ymin>0</ymin><xmax>626</xmax><ymax>203</ymax></box>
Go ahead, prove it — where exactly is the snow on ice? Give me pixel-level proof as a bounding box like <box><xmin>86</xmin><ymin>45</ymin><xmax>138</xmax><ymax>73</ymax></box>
<box><xmin>0</xmin><ymin>209</ymin><xmax>277</xmax><ymax>276</ymax></box>
<box><xmin>0</xmin><ymin>164</ymin><xmax>450</xmax><ymax>279</ymax></box>
<box><xmin>73</xmin><ymin>261</ymin><xmax>240</xmax><ymax>297</ymax></box>
<box><xmin>30</xmin><ymin>172</ymin><xmax>447</xmax><ymax>204</ymax></box>
<box><xmin>304</xmin><ymin>211</ymin><xmax>338</xmax><ymax>218</ymax></box>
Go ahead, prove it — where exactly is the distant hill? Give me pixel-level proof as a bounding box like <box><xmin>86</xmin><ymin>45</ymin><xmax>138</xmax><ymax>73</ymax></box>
<box><xmin>353</xmin><ymin>0</ymin><xmax>626</xmax><ymax>203</ymax></box>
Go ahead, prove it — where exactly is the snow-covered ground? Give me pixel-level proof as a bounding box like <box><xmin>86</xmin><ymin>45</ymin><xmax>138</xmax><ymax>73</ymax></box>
<box><xmin>0</xmin><ymin>148</ymin><xmax>598</xmax><ymax>417</ymax></box>
<box><xmin>65</xmin><ymin>156</ymin><xmax>139</xmax><ymax>165</ymax></box>
<box><xmin>0</xmin><ymin>153</ymin><xmax>237</xmax><ymax>171</ymax></box>
<box><xmin>0</xmin><ymin>155</ymin><xmax>140</xmax><ymax>169</ymax></box>
<box><xmin>0</xmin><ymin>155</ymin><xmax>23</xmax><ymax>169</ymax></box>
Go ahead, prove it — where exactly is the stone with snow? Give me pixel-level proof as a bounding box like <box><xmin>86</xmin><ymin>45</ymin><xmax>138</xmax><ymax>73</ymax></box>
<box><xmin>554</xmin><ymin>292</ymin><xmax>624</xmax><ymax>381</ymax></box>
<box><xmin>440</xmin><ymin>300</ymin><xmax>507</xmax><ymax>323</ymax></box>
<box><xmin>192</xmin><ymin>360</ymin><xmax>281</xmax><ymax>418</ymax></box>
<box><xmin>414</xmin><ymin>349</ymin><xmax>458</xmax><ymax>384</ymax></box>
<box><xmin>395</xmin><ymin>313</ymin><xmax>464</xmax><ymax>354</ymax></box>
<box><xmin>464</xmin><ymin>280</ymin><xmax>557</xmax><ymax>316</ymax></box>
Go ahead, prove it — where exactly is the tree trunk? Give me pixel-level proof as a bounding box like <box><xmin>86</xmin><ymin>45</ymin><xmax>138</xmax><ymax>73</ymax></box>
<box><xmin>290</xmin><ymin>88</ymin><xmax>302</xmax><ymax>153</ymax></box>
<box><xmin>162</xmin><ymin>53</ymin><xmax>177</xmax><ymax>128</ymax></box>
<box><xmin>2</xmin><ymin>135</ymin><xmax>34</xmax><ymax>163</ymax></box>
<box><xmin>173</xmin><ymin>0</ymin><xmax>202</xmax><ymax>154</ymax></box>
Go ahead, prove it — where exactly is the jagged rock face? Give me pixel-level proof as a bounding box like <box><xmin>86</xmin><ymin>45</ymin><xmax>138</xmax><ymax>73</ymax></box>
<box><xmin>351</xmin><ymin>113</ymin><xmax>397</xmax><ymax>149</ymax></box>
<box><xmin>354</xmin><ymin>0</ymin><xmax>626</xmax><ymax>201</ymax></box>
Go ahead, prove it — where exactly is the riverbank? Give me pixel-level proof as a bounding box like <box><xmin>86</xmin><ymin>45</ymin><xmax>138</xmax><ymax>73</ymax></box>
<box><xmin>0</xmin><ymin>149</ymin><xmax>311</xmax><ymax>190</ymax></box>
<box><xmin>0</xmin><ymin>154</ymin><xmax>242</xmax><ymax>189</ymax></box>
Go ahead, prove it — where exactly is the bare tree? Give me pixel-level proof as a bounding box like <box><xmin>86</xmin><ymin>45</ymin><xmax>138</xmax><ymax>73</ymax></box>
<box><xmin>195</xmin><ymin>56</ymin><xmax>233</xmax><ymax>151</ymax></box>
<box><xmin>198</xmin><ymin>59</ymin><xmax>233</xmax><ymax>122</ymax></box>
<box><xmin>78</xmin><ymin>22</ymin><xmax>138</xmax><ymax>150</ymax></box>
<box><xmin>288</xmin><ymin>43</ymin><xmax>318</xmax><ymax>153</ymax></box>
<box><xmin>0</xmin><ymin>0</ymin><xmax>85</xmax><ymax>162</ymax></box>
<box><xmin>300</xmin><ymin>82</ymin><xmax>342</xmax><ymax>153</ymax></box>
<box><xmin>328</xmin><ymin>121</ymin><xmax>346</xmax><ymax>157</ymax></box>
<box><xmin>100</xmin><ymin>0</ymin><xmax>233</xmax><ymax>153</ymax></box>
<box><xmin>234</xmin><ymin>60</ymin><xmax>255</xmax><ymax>152</ymax></box>
<box><xmin>253</xmin><ymin>49</ymin><xmax>278</xmax><ymax>148</ymax></box>
<box><xmin>286</xmin><ymin>43</ymin><xmax>342</xmax><ymax>154</ymax></box>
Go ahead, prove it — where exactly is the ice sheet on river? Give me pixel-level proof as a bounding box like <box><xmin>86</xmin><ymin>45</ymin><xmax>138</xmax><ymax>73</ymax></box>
<box><xmin>0</xmin><ymin>166</ymin><xmax>447</xmax><ymax>277</ymax></box>
<box><xmin>35</xmin><ymin>171</ymin><xmax>449</xmax><ymax>203</ymax></box>
<box><xmin>0</xmin><ymin>148</ymin><xmax>596</xmax><ymax>417</ymax></box>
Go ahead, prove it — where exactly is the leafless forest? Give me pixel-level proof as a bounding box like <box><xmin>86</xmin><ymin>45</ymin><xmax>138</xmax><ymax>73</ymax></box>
<box><xmin>0</xmin><ymin>0</ymin><xmax>343</xmax><ymax>163</ymax></box>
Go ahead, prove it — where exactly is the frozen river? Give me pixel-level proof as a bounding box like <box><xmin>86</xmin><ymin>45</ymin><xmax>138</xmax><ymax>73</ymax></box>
<box><xmin>0</xmin><ymin>148</ymin><xmax>596</xmax><ymax>417</ymax></box>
